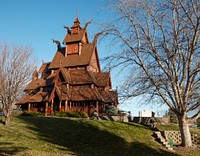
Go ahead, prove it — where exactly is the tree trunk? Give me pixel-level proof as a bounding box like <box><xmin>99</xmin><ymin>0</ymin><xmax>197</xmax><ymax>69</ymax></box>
<box><xmin>178</xmin><ymin>115</ymin><xmax>192</xmax><ymax>147</ymax></box>
<box><xmin>4</xmin><ymin>115</ymin><xmax>11</xmax><ymax>125</ymax></box>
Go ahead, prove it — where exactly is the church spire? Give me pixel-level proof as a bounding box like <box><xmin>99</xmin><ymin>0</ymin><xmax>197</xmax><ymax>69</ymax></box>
<box><xmin>71</xmin><ymin>9</ymin><xmax>81</xmax><ymax>34</ymax></box>
<box><xmin>76</xmin><ymin>8</ymin><xmax>78</xmax><ymax>19</ymax></box>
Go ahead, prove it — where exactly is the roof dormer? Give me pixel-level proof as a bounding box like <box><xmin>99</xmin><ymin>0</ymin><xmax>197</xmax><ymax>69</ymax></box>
<box><xmin>71</xmin><ymin>18</ymin><xmax>81</xmax><ymax>34</ymax></box>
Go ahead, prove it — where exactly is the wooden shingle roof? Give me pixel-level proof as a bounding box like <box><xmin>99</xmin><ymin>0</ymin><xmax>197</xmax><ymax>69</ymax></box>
<box><xmin>59</xmin><ymin>68</ymin><xmax>110</xmax><ymax>86</ymax></box>
<box><xmin>94</xmin><ymin>72</ymin><xmax>111</xmax><ymax>87</ymax></box>
<box><xmin>24</xmin><ymin>74</ymin><xmax>55</xmax><ymax>91</ymax></box>
<box><xmin>70</xmin><ymin>69</ymin><xmax>93</xmax><ymax>85</ymax></box>
<box><xmin>49</xmin><ymin>44</ymin><xmax>95</xmax><ymax>69</ymax></box>
<box><xmin>99</xmin><ymin>90</ymin><xmax>118</xmax><ymax>103</ymax></box>
<box><xmin>69</xmin><ymin>86</ymin><xmax>103</xmax><ymax>101</ymax></box>
<box><xmin>39</xmin><ymin>62</ymin><xmax>51</xmax><ymax>73</ymax></box>
<box><xmin>62</xmin><ymin>18</ymin><xmax>88</xmax><ymax>44</ymax></box>
<box><xmin>63</xmin><ymin>29</ymin><xmax>85</xmax><ymax>43</ymax></box>
<box><xmin>17</xmin><ymin>88</ymin><xmax>54</xmax><ymax>104</ymax></box>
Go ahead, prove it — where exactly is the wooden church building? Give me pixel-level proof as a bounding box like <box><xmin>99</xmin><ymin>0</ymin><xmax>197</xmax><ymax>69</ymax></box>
<box><xmin>16</xmin><ymin>18</ymin><xmax>118</xmax><ymax>116</ymax></box>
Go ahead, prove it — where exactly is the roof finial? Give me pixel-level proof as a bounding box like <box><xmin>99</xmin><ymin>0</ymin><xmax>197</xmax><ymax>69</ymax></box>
<box><xmin>93</xmin><ymin>32</ymin><xmax>104</xmax><ymax>45</ymax></box>
<box><xmin>76</xmin><ymin>8</ymin><xmax>78</xmax><ymax>19</ymax></box>
<box><xmin>51</xmin><ymin>39</ymin><xmax>61</xmax><ymax>51</ymax></box>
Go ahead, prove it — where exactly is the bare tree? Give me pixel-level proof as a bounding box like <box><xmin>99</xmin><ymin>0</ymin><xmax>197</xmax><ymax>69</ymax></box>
<box><xmin>0</xmin><ymin>42</ymin><xmax>36</xmax><ymax>125</ymax></box>
<box><xmin>103</xmin><ymin>0</ymin><xmax>200</xmax><ymax>147</ymax></box>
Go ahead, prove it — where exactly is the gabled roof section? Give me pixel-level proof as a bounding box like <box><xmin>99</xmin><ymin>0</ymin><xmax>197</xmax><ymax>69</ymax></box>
<box><xmin>55</xmin><ymin>85</ymin><xmax>69</xmax><ymax>101</ymax></box>
<box><xmin>63</xmin><ymin>18</ymin><xmax>90</xmax><ymax>44</ymax></box>
<box><xmin>24</xmin><ymin>78</ymin><xmax>43</xmax><ymax>91</ymax></box>
<box><xmin>39</xmin><ymin>62</ymin><xmax>51</xmax><ymax>73</ymax></box>
<box><xmin>24</xmin><ymin>73</ymin><xmax>56</xmax><ymax>91</ymax></box>
<box><xmin>49</xmin><ymin>43</ymin><xmax>95</xmax><ymax>69</ymax></box>
<box><xmin>88</xmin><ymin>46</ymin><xmax>101</xmax><ymax>72</ymax></box>
<box><xmin>58</xmin><ymin>67</ymin><xmax>71</xmax><ymax>83</ymax></box>
<box><xmin>71</xmin><ymin>18</ymin><xmax>81</xmax><ymax>28</ymax></box>
<box><xmin>58</xmin><ymin>68</ymin><xmax>96</xmax><ymax>85</ymax></box>
<box><xmin>99</xmin><ymin>90</ymin><xmax>118</xmax><ymax>103</ymax></box>
<box><xmin>94</xmin><ymin>72</ymin><xmax>111</xmax><ymax>87</ymax></box>
<box><xmin>69</xmin><ymin>69</ymin><xmax>94</xmax><ymax>85</ymax></box>
<box><xmin>63</xmin><ymin>29</ymin><xmax>85</xmax><ymax>43</ymax></box>
<box><xmin>16</xmin><ymin>87</ymin><xmax>54</xmax><ymax>104</ymax></box>
<box><xmin>28</xmin><ymin>91</ymin><xmax>49</xmax><ymax>103</ymax></box>
<box><xmin>16</xmin><ymin>94</ymin><xmax>31</xmax><ymax>104</ymax></box>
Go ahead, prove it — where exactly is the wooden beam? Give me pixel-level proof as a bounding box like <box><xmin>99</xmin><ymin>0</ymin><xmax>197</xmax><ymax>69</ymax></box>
<box><xmin>28</xmin><ymin>103</ymin><xmax>31</xmax><ymax>111</ymax></box>
<box><xmin>45</xmin><ymin>102</ymin><xmax>48</xmax><ymax>116</ymax></box>
<box><xmin>96</xmin><ymin>101</ymin><xmax>99</xmax><ymax>113</ymax></box>
<box><xmin>69</xmin><ymin>101</ymin><xmax>71</xmax><ymax>111</ymax></box>
<box><xmin>51</xmin><ymin>100</ymin><xmax>53</xmax><ymax>114</ymax></box>
<box><xmin>59</xmin><ymin>101</ymin><xmax>62</xmax><ymax>111</ymax></box>
<box><xmin>65</xmin><ymin>100</ymin><xmax>68</xmax><ymax>111</ymax></box>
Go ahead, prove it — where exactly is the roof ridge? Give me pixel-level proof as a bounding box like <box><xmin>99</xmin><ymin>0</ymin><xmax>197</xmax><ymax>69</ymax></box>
<box><xmin>93</xmin><ymin>87</ymin><xmax>105</xmax><ymax>102</ymax></box>
<box><xmin>88</xmin><ymin>71</ymin><xmax>98</xmax><ymax>86</ymax></box>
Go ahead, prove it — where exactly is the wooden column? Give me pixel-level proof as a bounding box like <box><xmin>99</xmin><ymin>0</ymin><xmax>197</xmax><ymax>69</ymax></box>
<box><xmin>28</xmin><ymin>103</ymin><xmax>31</xmax><ymax>111</ymax></box>
<box><xmin>65</xmin><ymin>100</ymin><xmax>68</xmax><ymax>111</ymax></box>
<box><xmin>45</xmin><ymin>102</ymin><xmax>48</xmax><ymax>116</ymax></box>
<box><xmin>59</xmin><ymin>101</ymin><xmax>62</xmax><ymax>111</ymax></box>
<box><xmin>69</xmin><ymin>102</ymin><xmax>71</xmax><ymax>111</ymax></box>
<box><xmin>96</xmin><ymin>101</ymin><xmax>99</xmax><ymax>113</ymax></box>
<box><xmin>51</xmin><ymin>100</ymin><xmax>54</xmax><ymax>114</ymax></box>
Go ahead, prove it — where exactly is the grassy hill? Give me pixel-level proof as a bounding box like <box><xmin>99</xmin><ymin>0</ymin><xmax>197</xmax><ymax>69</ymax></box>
<box><xmin>0</xmin><ymin>116</ymin><xmax>199</xmax><ymax>156</ymax></box>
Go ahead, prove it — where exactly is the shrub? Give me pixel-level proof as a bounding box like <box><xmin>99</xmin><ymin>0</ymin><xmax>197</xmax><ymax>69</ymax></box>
<box><xmin>21</xmin><ymin>111</ymin><xmax>44</xmax><ymax>116</ymax></box>
<box><xmin>104</xmin><ymin>105</ymin><xmax>117</xmax><ymax>115</ymax></box>
<box><xmin>53</xmin><ymin>111</ymin><xmax>88</xmax><ymax>118</ymax></box>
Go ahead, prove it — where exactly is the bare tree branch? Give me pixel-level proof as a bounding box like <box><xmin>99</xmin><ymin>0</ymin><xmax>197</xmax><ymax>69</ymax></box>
<box><xmin>0</xmin><ymin>42</ymin><xmax>36</xmax><ymax>125</ymax></box>
<box><xmin>103</xmin><ymin>0</ymin><xmax>200</xmax><ymax>147</ymax></box>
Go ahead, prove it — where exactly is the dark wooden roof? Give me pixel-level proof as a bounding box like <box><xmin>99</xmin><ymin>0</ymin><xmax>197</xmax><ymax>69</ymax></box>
<box><xmin>94</xmin><ymin>72</ymin><xmax>111</xmax><ymax>87</ymax></box>
<box><xmin>63</xmin><ymin>29</ymin><xmax>85</xmax><ymax>43</ymax></box>
<box><xmin>71</xmin><ymin>18</ymin><xmax>81</xmax><ymax>28</ymax></box>
<box><xmin>18</xmin><ymin>68</ymin><xmax>114</xmax><ymax>104</ymax></box>
<box><xmin>17</xmin><ymin>94</ymin><xmax>31</xmax><ymax>104</ymax></box>
<box><xmin>99</xmin><ymin>90</ymin><xmax>118</xmax><ymax>103</ymax></box>
<box><xmin>39</xmin><ymin>62</ymin><xmax>51</xmax><ymax>73</ymax></box>
<box><xmin>24</xmin><ymin>74</ymin><xmax>55</xmax><ymax>91</ymax></box>
<box><xmin>59</xmin><ymin>68</ymin><xmax>110</xmax><ymax>86</ymax></box>
<box><xmin>49</xmin><ymin>44</ymin><xmax>95</xmax><ymax>69</ymax></box>
<box><xmin>63</xmin><ymin>17</ymin><xmax>86</xmax><ymax>44</ymax></box>
<box><xmin>69</xmin><ymin>86</ymin><xmax>103</xmax><ymax>101</ymax></box>
<box><xmin>70</xmin><ymin>69</ymin><xmax>93</xmax><ymax>85</ymax></box>
<box><xmin>17</xmin><ymin>87</ymin><xmax>54</xmax><ymax>104</ymax></box>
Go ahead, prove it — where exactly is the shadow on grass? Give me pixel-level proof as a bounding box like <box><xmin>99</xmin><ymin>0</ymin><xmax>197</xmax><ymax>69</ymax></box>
<box><xmin>0</xmin><ymin>142</ymin><xmax>28</xmax><ymax>156</ymax></box>
<box><xmin>0</xmin><ymin>118</ymin><xmax>5</xmax><ymax>125</ymax></box>
<box><xmin>18</xmin><ymin>116</ymin><xmax>179</xmax><ymax>156</ymax></box>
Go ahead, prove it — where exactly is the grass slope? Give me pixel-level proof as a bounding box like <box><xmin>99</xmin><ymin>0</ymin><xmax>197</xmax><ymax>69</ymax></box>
<box><xmin>0</xmin><ymin>116</ymin><xmax>199</xmax><ymax>156</ymax></box>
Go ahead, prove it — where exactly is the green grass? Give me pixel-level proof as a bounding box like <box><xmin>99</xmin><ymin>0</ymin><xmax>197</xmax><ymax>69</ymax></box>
<box><xmin>0</xmin><ymin>116</ymin><xmax>199</xmax><ymax>156</ymax></box>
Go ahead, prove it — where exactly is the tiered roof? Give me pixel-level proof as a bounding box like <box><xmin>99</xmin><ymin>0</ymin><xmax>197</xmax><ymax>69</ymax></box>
<box><xmin>17</xmin><ymin>18</ymin><xmax>118</xmax><ymax>106</ymax></box>
<box><xmin>18</xmin><ymin>65</ymin><xmax>116</xmax><ymax>104</ymax></box>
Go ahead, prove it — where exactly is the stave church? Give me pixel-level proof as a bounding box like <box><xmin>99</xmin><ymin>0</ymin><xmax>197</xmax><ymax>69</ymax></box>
<box><xmin>16</xmin><ymin>17</ymin><xmax>118</xmax><ymax>116</ymax></box>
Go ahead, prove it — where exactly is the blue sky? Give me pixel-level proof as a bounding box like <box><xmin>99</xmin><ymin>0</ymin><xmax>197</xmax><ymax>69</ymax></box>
<box><xmin>0</xmin><ymin>0</ymin><xmax>168</xmax><ymax>116</ymax></box>
<box><xmin>0</xmin><ymin>0</ymin><xmax>108</xmax><ymax>61</ymax></box>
